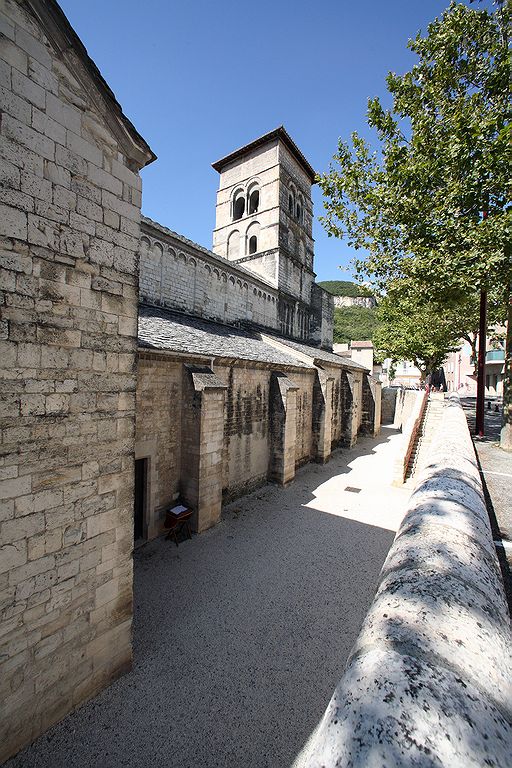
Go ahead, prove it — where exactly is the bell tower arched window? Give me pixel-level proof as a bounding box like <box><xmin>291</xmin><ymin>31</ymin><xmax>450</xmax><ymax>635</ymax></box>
<box><xmin>249</xmin><ymin>189</ymin><xmax>259</xmax><ymax>214</ymax></box>
<box><xmin>233</xmin><ymin>194</ymin><xmax>245</xmax><ymax>220</ymax></box>
<box><xmin>246</xmin><ymin>221</ymin><xmax>260</xmax><ymax>255</ymax></box>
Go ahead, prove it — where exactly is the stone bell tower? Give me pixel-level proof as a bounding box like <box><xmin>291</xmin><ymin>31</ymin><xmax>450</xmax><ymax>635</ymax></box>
<box><xmin>212</xmin><ymin>126</ymin><xmax>319</xmax><ymax>340</ymax></box>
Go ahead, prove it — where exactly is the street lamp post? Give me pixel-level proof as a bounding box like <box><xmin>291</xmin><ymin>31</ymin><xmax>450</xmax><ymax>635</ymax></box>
<box><xmin>476</xmin><ymin>289</ymin><xmax>487</xmax><ymax>436</ymax></box>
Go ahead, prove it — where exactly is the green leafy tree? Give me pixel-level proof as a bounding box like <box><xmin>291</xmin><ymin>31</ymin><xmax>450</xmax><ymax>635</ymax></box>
<box><xmin>333</xmin><ymin>305</ymin><xmax>381</xmax><ymax>344</ymax></box>
<box><xmin>318</xmin><ymin>1</ymin><xmax>511</xmax><ymax>446</ymax></box>
<box><xmin>375</xmin><ymin>298</ymin><xmax>459</xmax><ymax>374</ymax></box>
<box><xmin>373</xmin><ymin>278</ymin><xmax>506</xmax><ymax>374</ymax></box>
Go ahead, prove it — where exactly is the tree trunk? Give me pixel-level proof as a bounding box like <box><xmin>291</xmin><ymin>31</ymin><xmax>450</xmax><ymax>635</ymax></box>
<box><xmin>500</xmin><ymin>285</ymin><xmax>512</xmax><ymax>450</ymax></box>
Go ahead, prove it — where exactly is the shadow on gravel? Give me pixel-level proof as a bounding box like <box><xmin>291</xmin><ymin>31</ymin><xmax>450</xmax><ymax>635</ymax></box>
<box><xmin>7</xmin><ymin>433</ymin><xmax>400</xmax><ymax>768</ymax></box>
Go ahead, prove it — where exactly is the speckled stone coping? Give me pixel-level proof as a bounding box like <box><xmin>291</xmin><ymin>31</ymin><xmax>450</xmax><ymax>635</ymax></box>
<box><xmin>294</xmin><ymin>394</ymin><xmax>512</xmax><ymax>768</ymax></box>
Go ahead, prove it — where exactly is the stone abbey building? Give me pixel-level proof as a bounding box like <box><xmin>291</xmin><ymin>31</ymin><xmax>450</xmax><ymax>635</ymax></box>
<box><xmin>0</xmin><ymin>0</ymin><xmax>381</xmax><ymax>760</ymax></box>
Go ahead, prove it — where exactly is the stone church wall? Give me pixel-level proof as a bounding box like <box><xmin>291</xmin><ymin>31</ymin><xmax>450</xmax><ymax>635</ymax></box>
<box><xmin>293</xmin><ymin>371</ymin><xmax>314</xmax><ymax>466</ymax></box>
<box><xmin>135</xmin><ymin>350</ymin><xmax>375</xmax><ymax>542</ymax></box>
<box><xmin>0</xmin><ymin>1</ymin><xmax>151</xmax><ymax>760</ymax></box>
<box><xmin>139</xmin><ymin>221</ymin><xmax>280</xmax><ymax>332</ymax></box>
<box><xmin>134</xmin><ymin>354</ymin><xmax>324</xmax><ymax>534</ymax></box>
<box><xmin>218</xmin><ymin>364</ymin><xmax>272</xmax><ymax>500</ymax></box>
<box><xmin>326</xmin><ymin>366</ymin><xmax>363</xmax><ymax>449</ymax></box>
<box><xmin>134</xmin><ymin>354</ymin><xmax>182</xmax><ymax>538</ymax></box>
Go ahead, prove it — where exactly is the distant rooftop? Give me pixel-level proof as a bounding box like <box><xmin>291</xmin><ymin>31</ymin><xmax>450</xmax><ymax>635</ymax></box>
<box><xmin>351</xmin><ymin>340</ymin><xmax>374</xmax><ymax>349</ymax></box>
<box><xmin>212</xmin><ymin>126</ymin><xmax>316</xmax><ymax>183</ymax></box>
<box><xmin>262</xmin><ymin>334</ymin><xmax>371</xmax><ymax>372</ymax></box>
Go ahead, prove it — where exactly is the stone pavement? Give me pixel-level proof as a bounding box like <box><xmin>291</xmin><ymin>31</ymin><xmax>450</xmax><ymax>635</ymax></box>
<box><xmin>5</xmin><ymin>427</ymin><xmax>410</xmax><ymax>768</ymax></box>
<box><xmin>461</xmin><ymin>397</ymin><xmax>512</xmax><ymax>614</ymax></box>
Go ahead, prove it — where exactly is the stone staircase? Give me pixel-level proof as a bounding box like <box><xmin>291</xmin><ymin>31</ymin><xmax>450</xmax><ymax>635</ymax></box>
<box><xmin>405</xmin><ymin>394</ymin><xmax>445</xmax><ymax>485</ymax></box>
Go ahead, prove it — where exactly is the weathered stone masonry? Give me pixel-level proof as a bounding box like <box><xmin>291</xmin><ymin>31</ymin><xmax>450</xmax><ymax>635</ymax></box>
<box><xmin>0</xmin><ymin>0</ymin><xmax>154</xmax><ymax>760</ymax></box>
<box><xmin>135</xmin><ymin>307</ymin><xmax>380</xmax><ymax>537</ymax></box>
<box><xmin>0</xmin><ymin>3</ymin><xmax>381</xmax><ymax>761</ymax></box>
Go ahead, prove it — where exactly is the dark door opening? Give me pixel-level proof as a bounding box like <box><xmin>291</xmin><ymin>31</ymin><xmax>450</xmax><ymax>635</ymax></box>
<box><xmin>134</xmin><ymin>458</ymin><xmax>147</xmax><ymax>542</ymax></box>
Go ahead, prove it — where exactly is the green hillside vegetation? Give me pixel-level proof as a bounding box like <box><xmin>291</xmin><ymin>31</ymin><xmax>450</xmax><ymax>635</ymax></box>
<box><xmin>333</xmin><ymin>305</ymin><xmax>381</xmax><ymax>345</ymax></box>
<box><xmin>319</xmin><ymin>280</ymin><xmax>373</xmax><ymax>298</ymax></box>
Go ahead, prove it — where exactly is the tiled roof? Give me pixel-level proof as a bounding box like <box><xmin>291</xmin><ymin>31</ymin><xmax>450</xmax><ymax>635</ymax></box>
<box><xmin>211</xmin><ymin>126</ymin><xmax>316</xmax><ymax>182</ymax></box>
<box><xmin>138</xmin><ymin>306</ymin><xmax>312</xmax><ymax>369</ymax></box>
<box><xmin>262</xmin><ymin>334</ymin><xmax>371</xmax><ymax>371</ymax></box>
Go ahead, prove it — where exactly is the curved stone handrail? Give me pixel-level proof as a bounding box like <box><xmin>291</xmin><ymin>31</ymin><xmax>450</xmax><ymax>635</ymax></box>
<box><xmin>294</xmin><ymin>394</ymin><xmax>512</xmax><ymax>768</ymax></box>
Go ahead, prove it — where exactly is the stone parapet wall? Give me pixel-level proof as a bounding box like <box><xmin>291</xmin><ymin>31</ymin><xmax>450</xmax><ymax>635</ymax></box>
<box><xmin>0</xmin><ymin>1</ymin><xmax>152</xmax><ymax>760</ymax></box>
<box><xmin>294</xmin><ymin>394</ymin><xmax>512</xmax><ymax>768</ymax></box>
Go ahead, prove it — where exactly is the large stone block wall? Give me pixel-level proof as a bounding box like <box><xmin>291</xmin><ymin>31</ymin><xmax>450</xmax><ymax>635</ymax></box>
<box><xmin>277</xmin><ymin>254</ymin><xmax>314</xmax><ymax>304</ymax></box>
<box><xmin>278</xmin><ymin>142</ymin><xmax>315</xmax><ymax>290</ymax></box>
<box><xmin>0</xmin><ymin>1</ymin><xmax>150</xmax><ymax>760</ymax></box>
<box><xmin>139</xmin><ymin>223</ymin><xmax>279</xmax><ymax>331</ymax></box>
<box><xmin>231</xmin><ymin>248</ymin><xmax>279</xmax><ymax>288</ymax></box>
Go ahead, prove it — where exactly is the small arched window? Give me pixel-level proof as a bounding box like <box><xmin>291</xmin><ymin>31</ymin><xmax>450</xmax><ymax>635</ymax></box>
<box><xmin>288</xmin><ymin>193</ymin><xmax>293</xmax><ymax>214</ymax></box>
<box><xmin>249</xmin><ymin>189</ymin><xmax>259</xmax><ymax>214</ymax></box>
<box><xmin>249</xmin><ymin>235</ymin><xmax>257</xmax><ymax>254</ymax></box>
<box><xmin>296</xmin><ymin>202</ymin><xmax>302</xmax><ymax>221</ymax></box>
<box><xmin>233</xmin><ymin>195</ymin><xmax>245</xmax><ymax>220</ymax></box>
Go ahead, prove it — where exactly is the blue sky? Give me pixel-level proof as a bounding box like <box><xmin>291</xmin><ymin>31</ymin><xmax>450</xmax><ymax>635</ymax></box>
<box><xmin>60</xmin><ymin>0</ymin><xmax>452</xmax><ymax>282</ymax></box>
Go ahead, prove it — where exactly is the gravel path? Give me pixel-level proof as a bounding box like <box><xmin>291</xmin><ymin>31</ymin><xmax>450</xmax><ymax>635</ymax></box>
<box><xmin>6</xmin><ymin>427</ymin><xmax>409</xmax><ymax>768</ymax></box>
